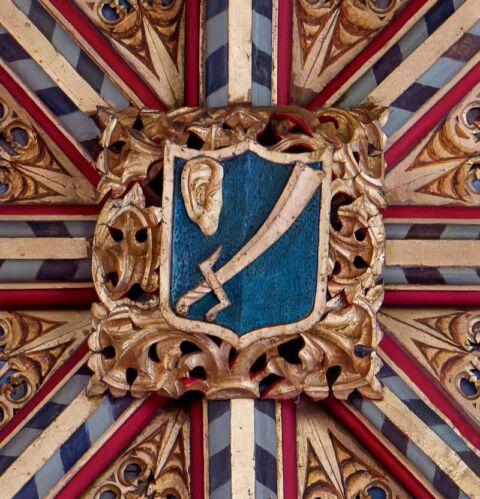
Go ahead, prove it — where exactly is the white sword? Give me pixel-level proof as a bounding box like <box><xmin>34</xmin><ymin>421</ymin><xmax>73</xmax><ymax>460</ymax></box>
<box><xmin>176</xmin><ymin>161</ymin><xmax>324</xmax><ymax>321</ymax></box>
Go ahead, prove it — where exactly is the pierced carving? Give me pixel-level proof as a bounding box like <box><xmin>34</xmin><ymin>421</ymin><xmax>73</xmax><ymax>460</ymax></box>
<box><xmin>0</xmin><ymin>311</ymin><xmax>90</xmax><ymax>427</ymax></box>
<box><xmin>298</xmin><ymin>398</ymin><xmax>406</xmax><ymax>498</ymax></box>
<box><xmin>89</xmin><ymin>105</ymin><xmax>386</xmax><ymax>400</ymax></box>
<box><xmin>292</xmin><ymin>0</ymin><xmax>407</xmax><ymax>104</ymax></box>
<box><xmin>84</xmin><ymin>406</ymin><xmax>189</xmax><ymax>498</ymax></box>
<box><xmin>79</xmin><ymin>0</ymin><xmax>185</xmax><ymax>107</ymax></box>
<box><xmin>385</xmin><ymin>83</ymin><xmax>480</xmax><ymax>206</ymax></box>
<box><xmin>0</xmin><ymin>95</ymin><xmax>97</xmax><ymax>204</ymax></box>
<box><xmin>379</xmin><ymin>309</ymin><xmax>480</xmax><ymax>425</ymax></box>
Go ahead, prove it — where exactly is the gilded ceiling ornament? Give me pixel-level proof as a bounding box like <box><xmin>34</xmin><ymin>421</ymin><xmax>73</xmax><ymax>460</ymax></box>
<box><xmin>379</xmin><ymin>309</ymin><xmax>480</xmax><ymax>425</ymax></box>
<box><xmin>0</xmin><ymin>311</ymin><xmax>91</xmax><ymax>427</ymax></box>
<box><xmin>298</xmin><ymin>399</ymin><xmax>406</xmax><ymax>498</ymax></box>
<box><xmin>88</xmin><ymin>105</ymin><xmax>386</xmax><ymax>400</ymax></box>
<box><xmin>385</xmin><ymin>83</ymin><xmax>480</xmax><ymax>205</ymax></box>
<box><xmin>79</xmin><ymin>0</ymin><xmax>185</xmax><ymax>107</ymax></box>
<box><xmin>292</xmin><ymin>0</ymin><xmax>408</xmax><ymax>103</ymax></box>
<box><xmin>0</xmin><ymin>96</ymin><xmax>97</xmax><ymax>204</ymax></box>
<box><xmin>84</xmin><ymin>406</ymin><xmax>189</xmax><ymax>498</ymax></box>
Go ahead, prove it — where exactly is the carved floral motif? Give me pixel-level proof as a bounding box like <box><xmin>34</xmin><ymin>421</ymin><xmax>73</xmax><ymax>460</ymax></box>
<box><xmin>379</xmin><ymin>309</ymin><xmax>480</xmax><ymax>425</ymax></box>
<box><xmin>89</xmin><ymin>105</ymin><xmax>386</xmax><ymax>400</ymax></box>
<box><xmin>80</xmin><ymin>0</ymin><xmax>185</xmax><ymax>107</ymax></box>
<box><xmin>385</xmin><ymin>84</ymin><xmax>480</xmax><ymax>205</ymax></box>
<box><xmin>0</xmin><ymin>311</ymin><xmax>90</xmax><ymax>427</ymax></box>
<box><xmin>298</xmin><ymin>398</ymin><xmax>406</xmax><ymax>498</ymax></box>
<box><xmin>292</xmin><ymin>0</ymin><xmax>407</xmax><ymax>103</ymax></box>
<box><xmin>0</xmin><ymin>96</ymin><xmax>96</xmax><ymax>204</ymax></box>
<box><xmin>84</xmin><ymin>407</ymin><xmax>189</xmax><ymax>498</ymax></box>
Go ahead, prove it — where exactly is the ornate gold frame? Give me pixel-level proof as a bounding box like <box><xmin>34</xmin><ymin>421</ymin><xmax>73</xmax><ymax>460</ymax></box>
<box><xmin>88</xmin><ymin>105</ymin><xmax>387</xmax><ymax>400</ymax></box>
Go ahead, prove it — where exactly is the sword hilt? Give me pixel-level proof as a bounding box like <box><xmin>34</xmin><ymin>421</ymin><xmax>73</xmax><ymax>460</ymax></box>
<box><xmin>175</xmin><ymin>246</ymin><xmax>231</xmax><ymax>321</ymax></box>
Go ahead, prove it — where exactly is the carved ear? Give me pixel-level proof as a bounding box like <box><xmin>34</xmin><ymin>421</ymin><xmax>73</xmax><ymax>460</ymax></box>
<box><xmin>181</xmin><ymin>157</ymin><xmax>223</xmax><ymax>236</ymax></box>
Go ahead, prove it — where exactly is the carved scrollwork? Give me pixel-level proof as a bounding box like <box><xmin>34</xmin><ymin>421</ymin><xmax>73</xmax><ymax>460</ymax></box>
<box><xmin>0</xmin><ymin>311</ymin><xmax>90</xmax><ymax>427</ymax></box>
<box><xmin>89</xmin><ymin>105</ymin><xmax>386</xmax><ymax>401</ymax></box>
<box><xmin>82</xmin><ymin>0</ymin><xmax>185</xmax><ymax>107</ymax></box>
<box><xmin>385</xmin><ymin>83</ymin><xmax>480</xmax><ymax>206</ymax></box>
<box><xmin>379</xmin><ymin>309</ymin><xmax>480</xmax><ymax>425</ymax></box>
<box><xmin>292</xmin><ymin>0</ymin><xmax>407</xmax><ymax>103</ymax></box>
<box><xmin>298</xmin><ymin>398</ymin><xmax>407</xmax><ymax>498</ymax></box>
<box><xmin>84</xmin><ymin>406</ymin><xmax>189</xmax><ymax>498</ymax></box>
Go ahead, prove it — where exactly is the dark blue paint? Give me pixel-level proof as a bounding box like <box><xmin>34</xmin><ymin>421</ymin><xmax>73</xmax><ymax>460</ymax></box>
<box><xmin>253</xmin><ymin>0</ymin><xmax>272</xmax><ymax>18</ymax></box>
<box><xmin>373</xmin><ymin>44</ymin><xmax>403</xmax><ymax>84</ymax></box>
<box><xmin>206</xmin><ymin>45</ymin><xmax>228</xmax><ymax>95</ymax></box>
<box><xmin>392</xmin><ymin>82</ymin><xmax>438</xmax><ymax>112</ymax></box>
<box><xmin>170</xmin><ymin>151</ymin><xmax>321</xmax><ymax>335</ymax></box>
<box><xmin>425</xmin><ymin>0</ymin><xmax>454</xmax><ymax>35</ymax></box>
<box><xmin>36</xmin><ymin>87</ymin><xmax>77</xmax><ymax>116</ymax></box>
<box><xmin>206</xmin><ymin>0</ymin><xmax>228</xmax><ymax>19</ymax></box>
<box><xmin>252</xmin><ymin>45</ymin><xmax>272</xmax><ymax>88</ymax></box>
<box><xmin>60</xmin><ymin>424</ymin><xmax>90</xmax><ymax>472</ymax></box>
<box><xmin>29</xmin><ymin>1</ymin><xmax>57</xmax><ymax>40</ymax></box>
<box><xmin>0</xmin><ymin>34</ymin><xmax>30</xmax><ymax>62</ymax></box>
<box><xmin>27</xmin><ymin>401</ymin><xmax>65</xmax><ymax>430</ymax></box>
<box><xmin>14</xmin><ymin>477</ymin><xmax>40</xmax><ymax>499</ymax></box>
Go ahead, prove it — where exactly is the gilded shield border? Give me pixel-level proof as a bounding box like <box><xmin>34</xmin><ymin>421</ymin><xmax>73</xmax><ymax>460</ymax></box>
<box><xmin>88</xmin><ymin>105</ymin><xmax>387</xmax><ymax>400</ymax></box>
<box><xmin>160</xmin><ymin>140</ymin><xmax>332</xmax><ymax>348</ymax></box>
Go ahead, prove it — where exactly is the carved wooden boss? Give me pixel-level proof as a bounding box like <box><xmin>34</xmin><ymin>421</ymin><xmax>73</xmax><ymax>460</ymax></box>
<box><xmin>89</xmin><ymin>105</ymin><xmax>386</xmax><ymax>400</ymax></box>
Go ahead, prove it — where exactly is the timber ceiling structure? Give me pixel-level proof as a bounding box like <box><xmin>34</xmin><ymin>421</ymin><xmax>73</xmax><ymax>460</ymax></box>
<box><xmin>0</xmin><ymin>1</ymin><xmax>479</xmax><ymax>498</ymax></box>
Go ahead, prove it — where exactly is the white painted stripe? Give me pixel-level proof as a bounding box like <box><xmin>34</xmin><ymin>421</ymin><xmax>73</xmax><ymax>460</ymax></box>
<box><xmin>231</xmin><ymin>399</ymin><xmax>255</xmax><ymax>499</ymax></box>
<box><xmin>228</xmin><ymin>0</ymin><xmax>252</xmax><ymax>103</ymax></box>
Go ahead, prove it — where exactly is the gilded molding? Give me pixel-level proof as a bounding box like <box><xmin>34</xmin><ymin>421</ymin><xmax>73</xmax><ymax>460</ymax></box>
<box><xmin>385</xmin><ymin>83</ymin><xmax>480</xmax><ymax>205</ymax></box>
<box><xmin>0</xmin><ymin>310</ymin><xmax>90</xmax><ymax>427</ymax></box>
<box><xmin>292</xmin><ymin>0</ymin><xmax>408</xmax><ymax>104</ymax></box>
<box><xmin>297</xmin><ymin>398</ymin><xmax>407</xmax><ymax>498</ymax></box>
<box><xmin>0</xmin><ymin>94</ymin><xmax>97</xmax><ymax>204</ymax></box>
<box><xmin>75</xmin><ymin>0</ymin><xmax>185</xmax><ymax>107</ymax></box>
<box><xmin>379</xmin><ymin>309</ymin><xmax>480</xmax><ymax>425</ymax></box>
<box><xmin>84</xmin><ymin>406</ymin><xmax>190</xmax><ymax>498</ymax></box>
<box><xmin>88</xmin><ymin>105</ymin><xmax>386</xmax><ymax>400</ymax></box>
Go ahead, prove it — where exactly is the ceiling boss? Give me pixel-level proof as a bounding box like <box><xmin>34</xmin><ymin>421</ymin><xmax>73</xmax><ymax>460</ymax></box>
<box><xmin>88</xmin><ymin>105</ymin><xmax>386</xmax><ymax>400</ymax></box>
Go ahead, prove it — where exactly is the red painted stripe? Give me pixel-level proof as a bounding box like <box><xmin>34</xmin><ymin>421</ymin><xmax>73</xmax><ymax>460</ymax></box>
<box><xmin>384</xmin><ymin>290</ymin><xmax>480</xmax><ymax>307</ymax></box>
<box><xmin>48</xmin><ymin>0</ymin><xmax>165</xmax><ymax>110</ymax></box>
<box><xmin>381</xmin><ymin>333</ymin><xmax>480</xmax><ymax>449</ymax></box>
<box><xmin>0</xmin><ymin>289</ymin><xmax>98</xmax><ymax>308</ymax></box>
<box><xmin>185</xmin><ymin>0</ymin><xmax>201</xmax><ymax>107</ymax></box>
<box><xmin>386</xmin><ymin>62</ymin><xmax>480</xmax><ymax>170</ymax></box>
<box><xmin>0</xmin><ymin>64</ymin><xmax>100</xmax><ymax>187</ymax></box>
<box><xmin>384</xmin><ymin>206</ymin><xmax>480</xmax><ymax>220</ymax></box>
<box><xmin>0</xmin><ymin>341</ymin><xmax>89</xmax><ymax>444</ymax></box>
<box><xmin>323</xmin><ymin>398</ymin><xmax>435</xmax><ymax>499</ymax></box>
<box><xmin>277</xmin><ymin>0</ymin><xmax>293</xmax><ymax>105</ymax></box>
<box><xmin>55</xmin><ymin>394</ymin><xmax>166</xmax><ymax>498</ymax></box>
<box><xmin>190</xmin><ymin>398</ymin><xmax>205</xmax><ymax>499</ymax></box>
<box><xmin>0</xmin><ymin>205</ymin><xmax>101</xmax><ymax>216</ymax></box>
<box><xmin>307</xmin><ymin>0</ymin><xmax>430</xmax><ymax>108</ymax></box>
<box><xmin>281</xmin><ymin>399</ymin><xmax>297</xmax><ymax>498</ymax></box>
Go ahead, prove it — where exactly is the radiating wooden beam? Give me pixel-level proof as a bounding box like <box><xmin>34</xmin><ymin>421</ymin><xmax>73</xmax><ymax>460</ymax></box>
<box><xmin>0</xmin><ymin>238</ymin><xmax>90</xmax><ymax>259</ymax></box>
<box><xmin>385</xmin><ymin>240</ymin><xmax>480</xmax><ymax>267</ymax></box>
<box><xmin>0</xmin><ymin>0</ymin><xmax>107</xmax><ymax>113</ymax></box>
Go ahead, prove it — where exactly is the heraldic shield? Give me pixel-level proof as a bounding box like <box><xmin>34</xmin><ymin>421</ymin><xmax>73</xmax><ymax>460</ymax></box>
<box><xmin>160</xmin><ymin>141</ymin><xmax>332</xmax><ymax>345</ymax></box>
<box><xmin>89</xmin><ymin>106</ymin><xmax>385</xmax><ymax>400</ymax></box>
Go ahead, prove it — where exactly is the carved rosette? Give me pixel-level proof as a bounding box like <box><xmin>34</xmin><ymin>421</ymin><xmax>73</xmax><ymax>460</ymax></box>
<box><xmin>88</xmin><ymin>105</ymin><xmax>386</xmax><ymax>400</ymax></box>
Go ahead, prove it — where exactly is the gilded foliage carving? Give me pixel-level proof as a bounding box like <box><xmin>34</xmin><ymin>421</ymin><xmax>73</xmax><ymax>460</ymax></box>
<box><xmin>385</xmin><ymin>84</ymin><xmax>480</xmax><ymax>205</ymax></box>
<box><xmin>379</xmin><ymin>309</ymin><xmax>480</xmax><ymax>424</ymax></box>
<box><xmin>80</xmin><ymin>0</ymin><xmax>185</xmax><ymax>106</ymax></box>
<box><xmin>89</xmin><ymin>105</ymin><xmax>386</xmax><ymax>400</ymax></box>
<box><xmin>0</xmin><ymin>311</ymin><xmax>90</xmax><ymax>427</ymax></box>
<box><xmin>292</xmin><ymin>0</ymin><xmax>407</xmax><ymax>103</ymax></box>
<box><xmin>298</xmin><ymin>399</ymin><xmax>406</xmax><ymax>498</ymax></box>
<box><xmin>85</xmin><ymin>407</ymin><xmax>189</xmax><ymax>499</ymax></box>
<box><xmin>0</xmin><ymin>96</ymin><xmax>96</xmax><ymax>204</ymax></box>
